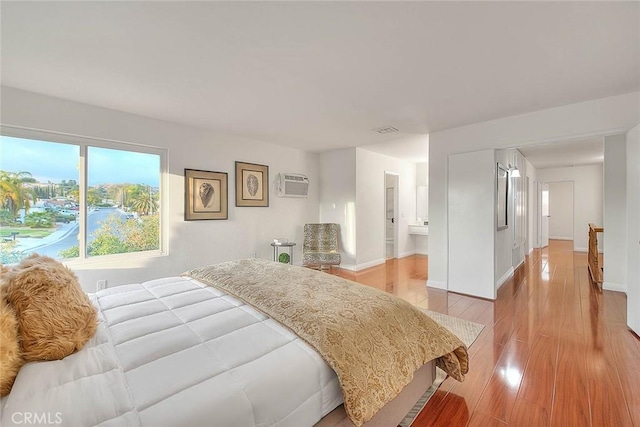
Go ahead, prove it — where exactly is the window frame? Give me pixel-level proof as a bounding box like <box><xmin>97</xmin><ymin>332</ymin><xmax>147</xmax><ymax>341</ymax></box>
<box><xmin>1</xmin><ymin>125</ymin><xmax>168</xmax><ymax>264</ymax></box>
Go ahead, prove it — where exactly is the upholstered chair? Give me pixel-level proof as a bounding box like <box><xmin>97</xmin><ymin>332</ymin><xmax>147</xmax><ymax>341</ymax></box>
<box><xmin>302</xmin><ymin>223</ymin><xmax>341</xmax><ymax>271</ymax></box>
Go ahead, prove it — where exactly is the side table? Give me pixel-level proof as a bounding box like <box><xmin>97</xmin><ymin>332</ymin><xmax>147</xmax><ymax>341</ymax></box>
<box><xmin>271</xmin><ymin>242</ymin><xmax>296</xmax><ymax>265</ymax></box>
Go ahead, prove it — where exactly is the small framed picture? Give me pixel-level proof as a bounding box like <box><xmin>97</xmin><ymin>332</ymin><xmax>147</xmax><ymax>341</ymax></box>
<box><xmin>235</xmin><ymin>161</ymin><xmax>269</xmax><ymax>207</ymax></box>
<box><xmin>184</xmin><ymin>169</ymin><xmax>228</xmax><ymax>220</ymax></box>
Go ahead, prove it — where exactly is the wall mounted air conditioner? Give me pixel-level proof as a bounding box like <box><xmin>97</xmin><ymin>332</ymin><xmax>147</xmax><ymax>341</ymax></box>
<box><xmin>277</xmin><ymin>173</ymin><xmax>309</xmax><ymax>197</ymax></box>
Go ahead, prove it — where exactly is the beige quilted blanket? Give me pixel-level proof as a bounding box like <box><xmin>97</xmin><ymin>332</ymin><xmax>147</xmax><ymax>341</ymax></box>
<box><xmin>183</xmin><ymin>259</ymin><xmax>468</xmax><ymax>426</ymax></box>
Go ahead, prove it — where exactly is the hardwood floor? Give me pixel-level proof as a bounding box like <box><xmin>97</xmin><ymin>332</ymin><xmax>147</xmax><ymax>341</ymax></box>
<box><xmin>336</xmin><ymin>240</ymin><xmax>639</xmax><ymax>426</ymax></box>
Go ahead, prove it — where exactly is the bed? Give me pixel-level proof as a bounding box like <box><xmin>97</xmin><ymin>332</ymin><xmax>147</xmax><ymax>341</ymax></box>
<box><xmin>0</xmin><ymin>259</ymin><xmax>467</xmax><ymax>427</ymax></box>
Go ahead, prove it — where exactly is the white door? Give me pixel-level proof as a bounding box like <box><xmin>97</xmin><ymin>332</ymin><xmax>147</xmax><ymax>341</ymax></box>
<box><xmin>385</xmin><ymin>173</ymin><xmax>398</xmax><ymax>259</ymax></box>
<box><xmin>631</xmin><ymin>239</ymin><xmax>640</xmax><ymax>335</ymax></box>
<box><xmin>626</xmin><ymin>126</ymin><xmax>640</xmax><ymax>335</ymax></box>
<box><xmin>512</xmin><ymin>168</ymin><xmax>528</xmax><ymax>268</ymax></box>
<box><xmin>548</xmin><ymin>182</ymin><xmax>574</xmax><ymax>242</ymax></box>
<box><xmin>539</xmin><ymin>183</ymin><xmax>550</xmax><ymax>248</ymax></box>
<box><xmin>524</xmin><ymin>176</ymin><xmax>530</xmax><ymax>252</ymax></box>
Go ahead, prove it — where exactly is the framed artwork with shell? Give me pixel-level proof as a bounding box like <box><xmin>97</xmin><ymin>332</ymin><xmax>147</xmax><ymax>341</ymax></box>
<box><xmin>235</xmin><ymin>161</ymin><xmax>269</xmax><ymax>207</ymax></box>
<box><xmin>184</xmin><ymin>169</ymin><xmax>228</xmax><ymax>220</ymax></box>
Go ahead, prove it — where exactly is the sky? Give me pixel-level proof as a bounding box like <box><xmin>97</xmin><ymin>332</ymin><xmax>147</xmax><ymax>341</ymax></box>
<box><xmin>0</xmin><ymin>136</ymin><xmax>160</xmax><ymax>187</ymax></box>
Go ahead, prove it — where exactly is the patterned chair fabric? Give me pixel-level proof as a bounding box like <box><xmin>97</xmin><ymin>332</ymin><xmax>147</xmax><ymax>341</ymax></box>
<box><xmin>302</xmin><ymin>223</ymin><xmax>341</xmax><ymax>269</ymax></box>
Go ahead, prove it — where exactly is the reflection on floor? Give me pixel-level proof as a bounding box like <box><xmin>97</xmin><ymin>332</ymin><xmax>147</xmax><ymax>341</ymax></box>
<box><xmin>336</xmin><ymin>240</ymin><xmax>639</xmax><ymax>426</ymax></box>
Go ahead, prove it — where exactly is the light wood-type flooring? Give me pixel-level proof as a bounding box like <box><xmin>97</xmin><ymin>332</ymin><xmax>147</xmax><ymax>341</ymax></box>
<box><xmin>336</xmin><ymin>240</ymin><xmax>639</xmax><ymax>426</ymax></box>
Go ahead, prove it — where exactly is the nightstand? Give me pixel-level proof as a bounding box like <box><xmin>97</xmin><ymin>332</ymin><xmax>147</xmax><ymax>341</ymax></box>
<box><xmin>271</xmin><ymin>242</ymin><xmax>296</xmax><ymax>265</ymax></box>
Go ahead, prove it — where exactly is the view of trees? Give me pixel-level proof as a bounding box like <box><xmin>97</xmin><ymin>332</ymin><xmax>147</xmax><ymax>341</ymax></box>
<box><xmin>1</xmin><ymin>169</ymin><xmax>159</xmax><ymax>220</ymax></box>
<box><xmin>59</xmin><ymin>213</ymin><xmax>159</xmax><ymax>258</ymax></box>
<box><xmin>1</xmin><ymin>168</ymin><xmax>160</xmax><ymax>262</ymax></box>
<box><xmin>0</xmin><ymin>171</ymin><xmax>37</xmax><ymax>218</ymax></box>
<box><xmin>93</xmin><ymin>213</ymin><xmax>158</xmax><ymax>255</ymax></box>
<box><xmin>31</xmin><ymin>179</ymin><xmax>78</xmax><ymax>200</ymax></box>
<box><xmin>21</xmin><ymin>211</ymin><xmax>76</xmax><ymax>228</ymax></box>
<box><xmin>110</xmin><ymin>183</ymin><xmax>158</xmax><ymax>215</ymax></box>
<box><xmin>0</xmin><ymin>241</ymin><xmax>22</xmax><ymax>264</ymax></box>
<box><xmin>24</xmin><ymin>211</ymin><xmax>55</xmax><ymax>228</ymax></box>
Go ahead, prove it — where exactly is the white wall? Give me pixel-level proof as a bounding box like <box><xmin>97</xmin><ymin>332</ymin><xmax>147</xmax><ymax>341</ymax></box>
<box><xmin>548</xmin><ymin>181</ymin><xmax>574</xmax><ymax>240</ymax></box>
<box><xmin>415</xmin><ymin>162</ymin><xmax>429</xmax><ymax>254</ymax></box>
<box><xmin>428</xmin><ymin>91</ymin><xmax>640</xmax><ymax>289</ymax></box>
<box><xmin>318</xmin><ymin>147</ymin><xmax>417</xmax><ymax>271</ymax></box>
<box><xmin>510</xmin><ymin>150</ymin><xmax>528</xmax><ymax>270</ymax></box>
<box><xmin>525</xmin><ymin>158</ymin><xmax>538</xmax><ymax>254</ymax></box>
<box><xmin>494</xmin><ymin>149</ymin><xmax>514</xmax><ymax>288</ymax></box>
<box><xmin>603</xmin><ymin>134</ymin><xmax>627</xmax><ymax>292</ymax></box>
<box><xmin>448</xmin><ymin>149</ymin><xmax>495</xmax><ymax>298</ymax></box>
<box><xmin>416</xmin><ymin>162</ymin><xmax>429</xmax><ymax>186</ymax></box>
<box><xmin>626</xmin><ymin>125</ymin><xmax>640</xmax><ymax>335</ymax></box>
<box><xmin>537</xmin><ymin>166</ymin><xmax>602</xmax><ymax>252</ymax></box>
<box><xmin>1</xmin><ymin>87</ymin><xmax>320</xmax><ymax>291</ymax></box>
<box><xmin>413</xmin><ymin>235</ymin><xmax>428</xmax><ymax>255</ymax></box>
<box><xmin>416</xmin><ymin>162</ymin><xmax>429</xmax><ymax>221</ymax></box>
<box><xmin>355</xmin><ymin>148</ymin><xmax>416</xmax><ymax>269</ymax></box>
<box><xmin>319</xmin><ymin>148</ymin><xmax>357</xmax><ymax>269</ymax></box>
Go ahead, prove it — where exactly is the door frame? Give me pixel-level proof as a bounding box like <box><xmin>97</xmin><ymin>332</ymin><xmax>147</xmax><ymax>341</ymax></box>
<box><xmin>384</xmin><ymin>172</ymin><xmax>399</xmax><ymax>260</ymax></box>
<box><xmin>538</xmin><ymin>180</ymin><xmax>575</xmax><ymax>248</ymax></box>
<box><xmin>548</xmin><ymin>180</ymin><xmax>575</xmax><ymax>242</ymax></box>
<box><xmin>538</xmin><ymin>182</ymin><xmax>550</xmax><ymax>248</ymax></box>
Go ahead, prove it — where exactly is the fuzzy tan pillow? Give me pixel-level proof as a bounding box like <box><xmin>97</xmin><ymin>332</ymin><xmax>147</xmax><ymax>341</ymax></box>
<box><xmin>4</xmin><ymin>254</ymin><xmax>98</xmax><ymax>361</ymax></box>
<box><xmin>0</xmin><ymin>288</ymin><xmax>23</xmax><ymax>396</ymax></box>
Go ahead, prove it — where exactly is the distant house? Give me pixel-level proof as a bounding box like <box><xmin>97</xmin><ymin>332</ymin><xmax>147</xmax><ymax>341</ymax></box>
<box><xmin>42</xmin><ymin>199</ymin><xmax>77</xmax><ymax>210</ymax></box>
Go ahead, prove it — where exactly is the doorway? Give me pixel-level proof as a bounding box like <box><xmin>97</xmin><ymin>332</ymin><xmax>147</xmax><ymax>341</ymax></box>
<box><xmin>538</xmin><ymin>182</ymin><xmax>550</xmax><ymax>248</ymax></box>
<box><xmin>548</xmin><ymin>181</ymin><xmax>574</xmax><ymax>241</ymax></box>
<box><xmin>538</xmin><ymin>181</ymin><xmax>574</xmax><ymax>248</ymax></box>
<box><xmin>385</xmin><ymin>172</ymin><xmax>399</xmax><ymax>259</ymax></box>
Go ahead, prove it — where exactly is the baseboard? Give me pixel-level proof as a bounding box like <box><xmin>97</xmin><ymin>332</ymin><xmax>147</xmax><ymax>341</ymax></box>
<box><xmin>415</xmin><ymin>249</ymin><xmax>428</xmax><ymax>255</ymax></box>
<box><xmin>354</xmin><ymin>258</ymin><xmax>386</xmax><ymax>271</ymax></box>
<box><xmin>340</xmin><ymin>263</ymin><xmax>356</xmax><ymax>271</ymax></box>
<box><xmin>398</xmin><ymin>250</ymin><xmax>416</xmax><ymax>258</ymax></box>
<box><xmin>427</xmin><ymin>279</ymin><xmax>446</xmax><ymax>290</ymax></box>
<box><xmin>496</xmin><ymin>267</ymin><xmax>514</xmax><ymax>290</ymax></box>
<box><xmin>549</xmin><ymin>236</ymin><xmax>573</xmax><ymax>240</ymax></box>
<box><xmin>603</xmin><ymin>282</ymin><xmax>627</xmax><ymax>293</ymax></box>
<box><xmin>344</xmin><ymin>255</ymin><xmax>418</xmax><ymax>272</ymax></box>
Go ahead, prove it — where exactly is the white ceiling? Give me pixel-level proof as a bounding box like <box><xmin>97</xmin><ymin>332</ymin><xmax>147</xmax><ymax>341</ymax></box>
<box><xmin>518</xmin><ymin>137</ymin><xmax>604</xmax><ymax>170</ymax></box>
<box><xmin>1</xmin><ymin>2</ymin><xmax>638</xmax><ymax>161</ymax></box>
<box><xmin>360</xmin><ymin>134</ymin><xmax>429</xmax><ymax>163</ymax></box>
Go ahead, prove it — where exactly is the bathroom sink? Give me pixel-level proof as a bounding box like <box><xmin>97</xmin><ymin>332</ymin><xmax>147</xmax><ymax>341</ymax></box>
<box><xmin>408</xmin><ymin>224</ymin><xmax>429</xmax><ymax>235</ymax></box>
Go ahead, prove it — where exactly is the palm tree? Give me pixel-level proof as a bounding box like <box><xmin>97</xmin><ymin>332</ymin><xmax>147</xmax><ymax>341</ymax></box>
<box><xmin>0</xmin><ymin>171</ymin><xmax>37</xmax><ymax>218</ymax></box>
<box><xmin>113</xmin><ymin>184</ymin><xmax>130</xmax><ymax>209</ymax></box>
<box><xmin>130</xmin><ymin>187</ymin><xmax>158</xmax><ymax>216</ymax></box>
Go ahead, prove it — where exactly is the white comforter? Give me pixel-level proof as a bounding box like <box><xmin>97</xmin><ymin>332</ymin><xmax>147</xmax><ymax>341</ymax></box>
<box><xmin>0</xmin><ymin>277</ymin><xmax>343</xmax><ymax>427</ymax></box>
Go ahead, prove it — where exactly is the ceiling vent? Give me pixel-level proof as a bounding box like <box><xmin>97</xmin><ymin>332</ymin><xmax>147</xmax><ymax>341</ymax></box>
<box><xmin>374</xmin><ymin>126</ymin><xmax>399</xmax><ymax>134</ymax></box>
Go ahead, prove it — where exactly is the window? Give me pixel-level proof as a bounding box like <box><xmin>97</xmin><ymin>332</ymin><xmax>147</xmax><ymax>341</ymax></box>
<box><xmin>0</xmin><ymin>131</ymin><xmax>165</xmax><ymax>264</ymax></box>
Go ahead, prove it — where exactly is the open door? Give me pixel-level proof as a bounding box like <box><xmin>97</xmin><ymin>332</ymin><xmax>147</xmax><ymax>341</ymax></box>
<box><xmin>385</xmin><ymin>173</ymin><xmax>398</xmax><ymax>259</ymax></box>
<box><xmin>539</xmin><ymin>182</ymin><xmax>550</xmax><ymax>248</ymax></box>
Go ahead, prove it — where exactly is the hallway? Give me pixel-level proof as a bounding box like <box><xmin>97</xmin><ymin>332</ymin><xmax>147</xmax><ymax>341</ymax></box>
<box><xmin>339</xmin><ymin>240</ymin><xmax>639</xmax><ymax>426</ymax></box>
